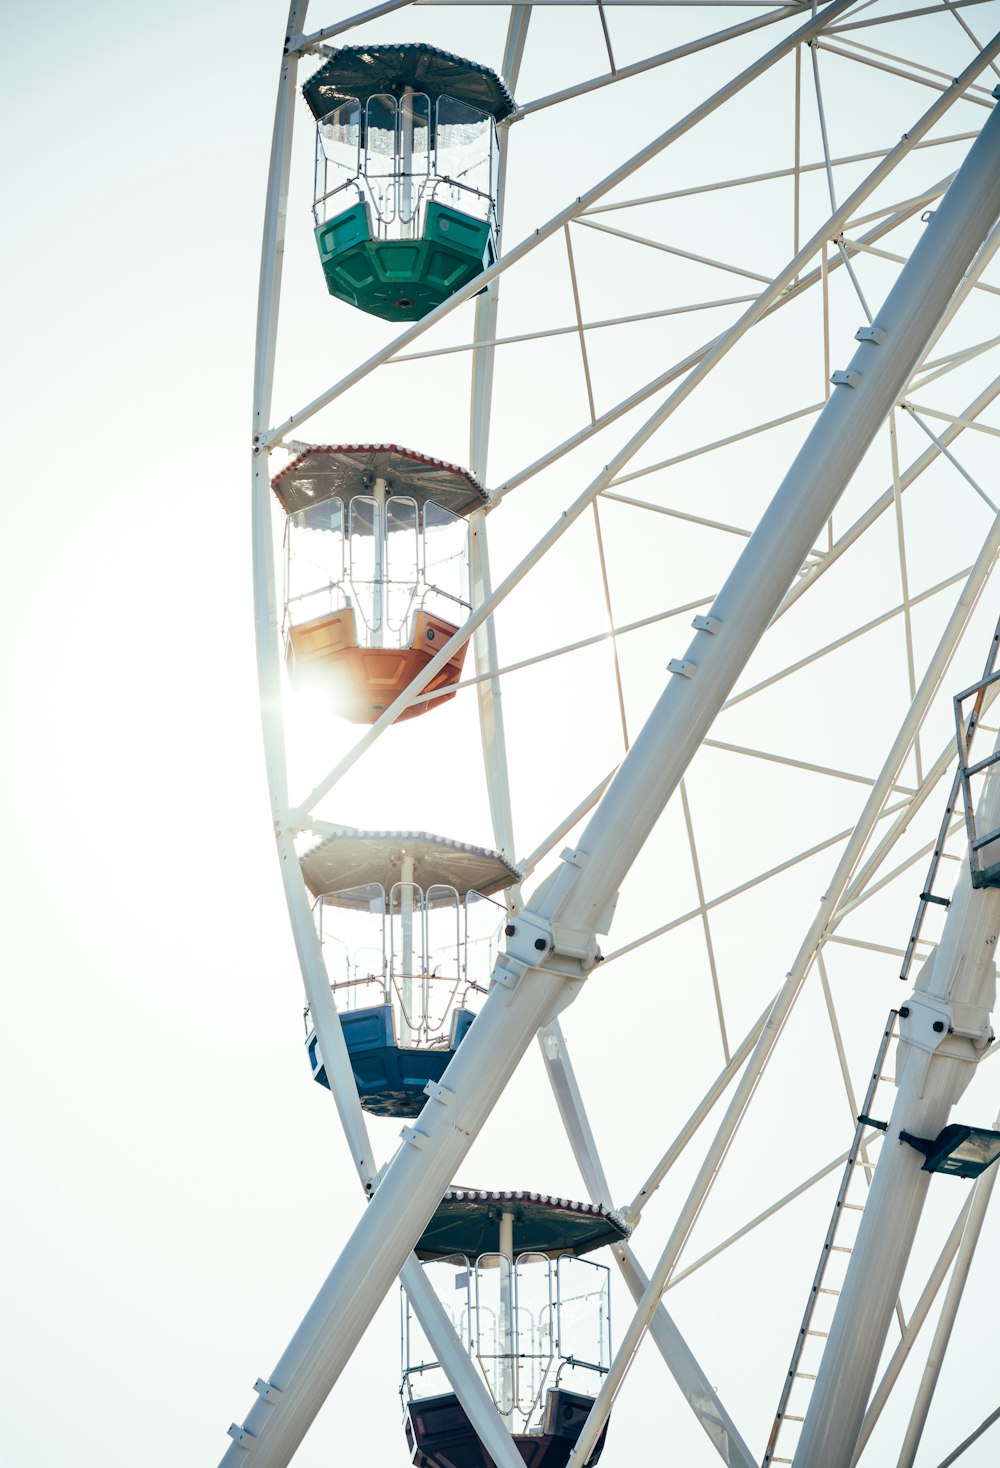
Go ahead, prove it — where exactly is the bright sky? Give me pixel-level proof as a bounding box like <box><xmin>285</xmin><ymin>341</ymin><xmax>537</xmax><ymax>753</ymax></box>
<box><xmin>5</xmin><ymin>3</ymin><xmax>1000</xmax><ymax>1466</ymax></box>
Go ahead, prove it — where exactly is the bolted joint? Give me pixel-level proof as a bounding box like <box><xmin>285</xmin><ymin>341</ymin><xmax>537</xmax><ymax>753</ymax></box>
<box><xmin>898</xmin><ymin>990</ymin><xmax>994</xmax><ymax>1059</ymax></box>
<box><xmin>503</xmin><ymin>908</ymin><xmax>602</xmax><ymax>975</ymax></box>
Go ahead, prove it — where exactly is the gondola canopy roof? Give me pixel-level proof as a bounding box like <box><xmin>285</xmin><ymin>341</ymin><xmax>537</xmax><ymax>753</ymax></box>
<box><xmin>303</xmin><ymin>42</ymin><xmax>516</xmax><ymax>122</ymax></box>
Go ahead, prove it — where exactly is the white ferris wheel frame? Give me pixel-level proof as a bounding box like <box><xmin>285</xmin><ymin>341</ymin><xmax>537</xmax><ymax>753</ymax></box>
<box><xmin>235</xmin><ymin>4</ymin><xmax>1000</xmax><ymax>1467</ymax></box>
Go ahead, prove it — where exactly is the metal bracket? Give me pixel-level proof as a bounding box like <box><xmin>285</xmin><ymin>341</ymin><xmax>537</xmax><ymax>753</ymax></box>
<box><xmin>401</xmin><ymin>1125</ymin><xmax>429</xmax><ymax>1150</ymax></box>
<box><xmin>692</xmin><ymin>614</ymin><xmax>722</xmax><ymax>634</ymax></box>
<box><xmin>855</xmin><ymin>324</ymin><xmax>887</xmax><ymax>345</ymax></box>
<box><xmin>228</xmin><ymin>1425</ymin><xmax>255</xmax><ymax>1449</ymax></box>
<box><xmin>424</xmin><ymin>1080</ymin><xmax>455</xmax><ymax>1107</ymax></box>
<box><xmin>493</xmin><ymin>953</ymin><xmax>528</xmax><ymax>990</ymax></box>
<box><xmin>254</xmin><ymin>1379</ymin><xmax>282</xmax><ymax>1405</ymax></box>
<box><xmin>831</xmin><ymin>368</ymin><xmax>863</xmax><ymax>389</ymax></box>
<box><xmin>668</xmin><ymin>658</ymin><xmax>697</xmax><ymax>678</ymax></box>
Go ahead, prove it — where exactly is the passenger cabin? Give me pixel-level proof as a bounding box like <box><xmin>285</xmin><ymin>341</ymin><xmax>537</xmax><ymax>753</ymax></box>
<box><xmin>302</xmin><ymin>42</ymin><xmax>516</xmax><ymax>320</ymax></box>
<box><xmin>271</xmin><ymin>444</ymin><xmax>487</xmax><ymax>723</ymax></box>
<box><xmin>403</xmin><ymin>1190</ymin><xmax>627</xmax><ymax>1467</ymax></box>
<box><xmin>299</xmin><ymin>826</ymin><xmax>519</xmax><ymax>1116</ymax></box>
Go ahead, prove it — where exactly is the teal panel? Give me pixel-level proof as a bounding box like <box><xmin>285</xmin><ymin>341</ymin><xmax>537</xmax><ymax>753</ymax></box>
<box><xmin>424</xmin><ymin>201</ymin><xmax>491</xmax><ymax>262</ymax></box>
<box><xmin>316</xmin><ymin>200</ymin><xmax>371</xmax><ymax>261</ymax></box>
<box><xmin>315</xmin><ymin>215</ymin><xmax>494</xmax><ymax>322</ymax></box>
<box><xmin>372</xmin><ymin>243</ymin><xmax>427</xmax><ymax>283</ymax></box>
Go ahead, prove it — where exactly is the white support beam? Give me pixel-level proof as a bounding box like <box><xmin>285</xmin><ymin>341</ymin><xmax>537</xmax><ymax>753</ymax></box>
<box><xmin>565</xmin><ymin>103</ymin><xmax>1000</xmax><ymax>1467</ymax></box>
<box><xmin>794</xmin><ymin>732</ymin><xmax>1000</xmax><ymax>1467</ymax></box>
<box><xmin>466</xmin><ymin>5</ymin><xmax>529</xmax><ymax>872</ymax></box>
<box><xmin>512</xmin><ymin>2</ymin><xmax>804</xmax><ymax>118</ymax></box>
<box><xmin>895</xmin><ymin>1117</ymin><xmax>1000</xmax><ymax>1466</ymax></box>
<box><xmin>245</xmin><ymin>10</ymin><xmax>546</xmax><ymax>1466</ymax></box>
<box><xmin>260</xmin><ymin>0</ymin><xmax>859</xmax><ymax>450</ymax></box>
<box><xmin>775</xmin><ymin>371</ymin><xmax>1000</xmax><ymax>619</ymax></box>
<box><xmin>494</xmin><ymin>187</ymin><xmax>942</xmax><ymax>503</ymax></box>
<box><xmin>605</xmin><ymin>800</ymin><xmax>910</xmax><ymax>966</ymax></box>
<box><xmin>219</xmin><ymin>38</ymin><xmax>1000</xmax><ymax>1468</ymax></box>
<box><xmin>850</xmin><ymin>1195</ymin><xmax>975</xmax><ymax>1463</ymax></box>
<box><xmin>538</xmin><ymin>1019</ymin><xmax>758</xmax><ymax>1468</ymax></box>
<box><xmin>582</xmin><ymin>130</ymin><xmax>977</xmax><ymax>215</ymax></box>
<box><xmin>284</xmin><ymin>42</ymin><xmax>998</xmax><ymax>826</ymax></box>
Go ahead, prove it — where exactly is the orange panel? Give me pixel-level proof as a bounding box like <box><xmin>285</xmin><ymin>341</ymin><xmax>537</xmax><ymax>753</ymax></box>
<box><xmin>286</xmin><ymin>609</ymin><xmax>358</xmax><ymax>669</ymax></box>
<box><xmin>285</xmin><ymin>612</ymin><xmax>468</xmax><ymax>723</ymax></box>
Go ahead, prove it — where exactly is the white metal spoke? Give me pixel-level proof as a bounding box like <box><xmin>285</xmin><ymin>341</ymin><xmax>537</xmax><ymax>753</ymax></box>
<box><xmin>581</xmin><ymin>131</ymin><xmax>977</xmax><ymax>216</ymax></box>
<box><xmin>607</xmin><ymin>403</ymin><xmax>824</xmax><ymax>485</ymax></box>
<box><xmin>680</xmin><ymin>780</ymin><xmax>730</xmax><ymax>1061</ymax></box>
<box><xmin>230</xmin><ymin>10</ymin><xmax>1000</xmax><ymax>1468</ymax></box>
<box><xmin>942</xmin><ymin>0</ymin><xmax>1000</xmax><ymax>79</ymax></box>
<box><xmin>830</xmin><ymin>0</ymin><xmax>994</xmax><ymax>29</ymax></box>
<box><xmin>889</xmin><ymin>411</ymin><xmax>922</xmax><ymax>783</ymax></box>
<box><xmin>577</xmin><ymin>216</ymin><xmax>776</xmax><ymax>284</ymax></box>
<box><xmin>810</xmin><ymin>38</ymin><xmax>876</xmax><ymax>323</ymax></box>
<box><xmin>902</xmin><ymin>404</ymin><xmax>1000</xmax><ymax>511</ymax></box>
<box><xmin>510</xmin><ymin>3</ymin><xmax>806</xmax><ymax>119</ymax></box>
<box><xmin>934</xmin><ymin>1405</ymin><xmax>1000</xmax><ymax>1467</ymax></box>
<box><xmin>906</xmin><ymin>398</ymin><xmax>1000</xmax><ymax>435</ymax></box>
<box><xmin>628</xmin><ymin>1005</ymin><xmax>772</xmax><ymax>1219</ymax></box>
<box><xmin>777</xmin><ymin>373</ymin><xmax>1000</xmax><ymax>617</ymax></box>
<box><xmin>826</xmin><ymin>29</ymin><xmax>999</xmax><ymax>93</ymax></box>
<box><xmin>816</xmin><ymin>34</ymin><xmax>997</xmax><ymax>100</ymax></box>
<box><xmin>910</xmin><ymin>334</ymin><xmax>1000</xmax><ymax>391</ymax></box>
<box><xmin>435</xmin><ymin>595</ymin><xmax>714</xmax><ymax>693</ymax></box>
<box><xmin>263</xmin><ymin>0</ymin><xmax>859</xmax><ymax>452</ymax></box>
<box><xmin>495</xmin><ymin>190</ymin><xmax>944</xmax><ymax>503</ymax></box>
<box><xmin>386</xmin><ymin>294</ymin><xmax>759</xmax><ymax>363</ymax></box>
<box><xmin>604</xmin><ymin>803</ymin><xmax>910</xmax><ymax>965</ymax></box>
<box><xmin>852</xmin><ymin>1196</ymin><xmax>976</xmax><ymax>1460</ymax></box>
<box><xmin>666</xmin><ymin>1152</ymin><xmax>850</xmax><ymax>1287</ymax></box>
<box><xmin>701</xmin><ymin>737</ymin><xmax>917</xmax><ymax>793</ymax></box>
<box><xmin>726</xmin><ymin>568</ymin><xmax>971</xmax><ymax>710</ymax></box>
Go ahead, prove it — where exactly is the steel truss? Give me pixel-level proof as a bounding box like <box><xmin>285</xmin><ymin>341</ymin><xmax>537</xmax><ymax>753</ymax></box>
<box><xmin>229</xmin><ymin>4</ymin><xmax>1000</xmax><ymax>1466</ymax></box>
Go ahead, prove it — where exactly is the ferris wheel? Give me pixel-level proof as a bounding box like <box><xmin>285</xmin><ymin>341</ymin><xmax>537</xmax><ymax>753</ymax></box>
<box><xmin>225</xmin><ymin>3</ymin><xmax>1000</xmax><ymax>1466</ymax></box>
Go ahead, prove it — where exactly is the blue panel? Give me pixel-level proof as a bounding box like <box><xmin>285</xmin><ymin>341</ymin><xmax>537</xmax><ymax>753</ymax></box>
<box><xmin>450</xmin><ymin>1008</ymin><xmax>475</xmax><ymax>1047</ymax></box>
<box><xmin>307</xmin><ymin>1007</ymin><xmax>471</xmax><ymax>1118</ymax></box>
<box><xmin>341</xmin><ymin>1004</ymin><xmax>395</xmax><ymax>1053</ymax></box>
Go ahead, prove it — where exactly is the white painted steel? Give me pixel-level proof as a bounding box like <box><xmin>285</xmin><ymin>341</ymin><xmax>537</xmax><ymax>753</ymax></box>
<box><xmin>284</xmin><ymin>46</ymin><xmax>999</xmax><ymax>825</ymax></box>
<box><xmin>851</xmin><ymin>1196</ymin><xmax>975</xmax><ymax>1463</ymax></box>
<box><xmin>794</xmin><ymin>761</ymin><xmax>1000</xmax><ymax>1467</ymax></box>
<box><xmin>237</xmin><ymin>10</ymin><xmax>1000</xmax><ymax>1468</ymax></box>
<box><xmin>466</xmin><ymin>6</ymin><xmax>527</xmax><ymax>871</ymax></box>
<box><xmin>260</xmin><ymin>0</ymin><xmax>858</xmax><ymax>450</ymax></box>
<box><xmin>244</xmin><ymin>11</ymin><xmax>538</xmax><ymax>1468</ymax></box>
<box><xmin>400</xmin><ymin>852</ymin><xmax>414</xmax><ymax>1046</ymax></box>
<box><xmin>540</xmin><ymin>1018</ymin><xmax>758</xmax><ymax>1468</ymax></box>
<box><xmin>230</xmin><ymin>55</ymin><xmax>1000</xmax><ymax>1468</ymax></box>
<box><xmin>498</xmin><ymin>1209</ymin><xmax>516</xmax><ymax>1429</ymax></box>
<box><xmin>398</xmin><ymin>1256</ymin><xmax>528</xmax><ymax>1468</ymax></box>
<box><xmin>895</xmin><ymin>1130</ymin><xmax>1000</xmax><ymax>1467</ymax></box>
<box><xmin>565</xmin><ymin>93</ymin><xmax>1000</xmax><ymax>1468</ymax></box>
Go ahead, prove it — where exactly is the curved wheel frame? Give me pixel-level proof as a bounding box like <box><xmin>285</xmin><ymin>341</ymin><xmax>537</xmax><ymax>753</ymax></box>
<box><xmin>236</xmin><ymin>5</ymin><xmax>1000</xmax><ymax>1467</ymax></box>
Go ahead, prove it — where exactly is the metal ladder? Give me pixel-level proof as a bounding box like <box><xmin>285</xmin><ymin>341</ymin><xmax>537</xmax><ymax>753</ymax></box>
<box><xmin>762</xmin><ymin>1010</ymin><xmax>900</xmax><ymax>1467</ymax></box>
<box><xmin>899</xmin><ymin>612</ymin><xmax>1000</xmax><ymax>982</ymax></box>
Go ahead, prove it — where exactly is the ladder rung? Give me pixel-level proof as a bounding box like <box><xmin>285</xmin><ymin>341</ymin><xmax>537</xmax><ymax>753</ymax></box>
<box><xmin>818</xmin><ymin>1288</ymin><xmax>841</xmax><ymax>1295</ymax></box>
<box><xmin>784</xmin><ymin>1414</ymin><xmax>805</xmax><ymax>1423</ymax></box>
<box><xmin>796</xmin><ymin>1372</ymin><xmax>817</xmax><ymax>1381</ymax></box>
<box><xmin>806</xmin><ymin>1329</ymin><xmax>829</xmax><ymax>1338</ymax></box>
<box><xmin>831</xmin><ymin>1245</ymin><xmax>851</xmax><ymax>1253</ymax></box>
<box><xmin>843</xmin><ymin>1202</ymin><xmax>864</xmax><ymax>1210</ymax></box>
